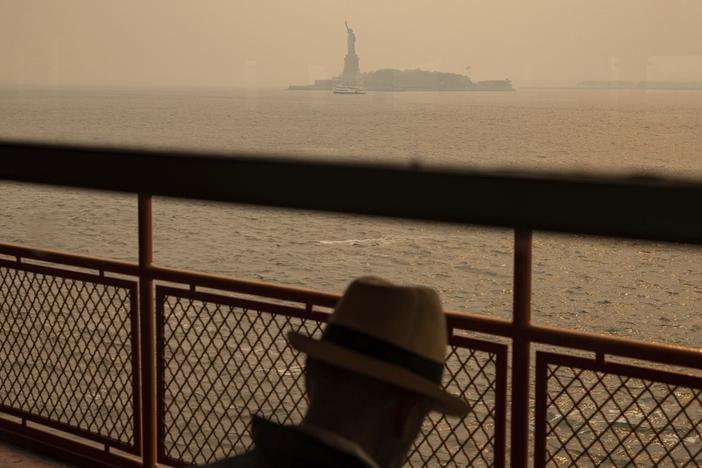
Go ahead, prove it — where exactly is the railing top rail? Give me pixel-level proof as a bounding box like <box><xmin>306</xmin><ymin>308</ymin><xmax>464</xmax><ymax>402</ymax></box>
<box><xmin>0</xmin><ymin>241</ymin><xmax>339</xmax><ymax>307</ymax></box>
<box><xmin>0</xmin><ymin>241</ymin><xmax>140</xmax><ymax>275</ymax></box>
<box><xmin>2</xmin><ymin>141</ymin><xmax>702</xmax><ymax>245</ymax></box>
<box><xmin>150</xmin><ymin>265</ymin><xmax>339</xmax><ymax>307</ymax></box>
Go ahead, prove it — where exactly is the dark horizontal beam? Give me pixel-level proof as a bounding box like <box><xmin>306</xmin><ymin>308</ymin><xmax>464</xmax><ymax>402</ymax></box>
<box><xmin>1</xmin><ymin>140</ymin><xmax>701</xmax><ymax>244</ymax></box>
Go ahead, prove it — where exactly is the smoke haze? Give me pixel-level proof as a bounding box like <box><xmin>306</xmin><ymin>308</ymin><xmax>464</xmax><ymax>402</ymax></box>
<box><xmin>2</xmin><ymin>0</ymin><xmax>702</xmax><ymax>88</ymax></box>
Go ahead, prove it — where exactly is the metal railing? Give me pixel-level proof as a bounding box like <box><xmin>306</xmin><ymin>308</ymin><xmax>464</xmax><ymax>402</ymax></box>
<box><xmin>0</xmin><ymin>255</ymin><xmax>140</xmax><ymax>454</ymax></box>
<box><xmin>0</xmin><ymin>237</ymin><xmax>509</xmax><ymax>467</ymax></box>
<box><xmin>154</xmin><ymin>282</ymin><xmax>507</xmax><ymax>467</ymax></box>
<box><xmin>1</xmin><ymin>141</ymin><xmax>701</xmax><ymax>467</ymax></box>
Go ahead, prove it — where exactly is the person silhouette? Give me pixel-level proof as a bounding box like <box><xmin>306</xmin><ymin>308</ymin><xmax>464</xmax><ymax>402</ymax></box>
<box><xmin>202</xmin><ymin>276</ymin><xmax>469</xmax><ymax>468</ymax></box>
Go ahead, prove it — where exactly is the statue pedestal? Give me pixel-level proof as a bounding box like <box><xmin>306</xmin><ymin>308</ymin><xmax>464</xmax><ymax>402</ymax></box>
<box><xmin>341</xmin><ymin>53</ymin><xmax>361</xmax><ymax>84</ymax></box>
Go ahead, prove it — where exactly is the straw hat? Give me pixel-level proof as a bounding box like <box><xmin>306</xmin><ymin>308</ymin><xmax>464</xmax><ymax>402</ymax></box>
<box><xmin>288</xmin><ymin>276</ymin><xmax>469</xmax><ymax>416</ymax></box>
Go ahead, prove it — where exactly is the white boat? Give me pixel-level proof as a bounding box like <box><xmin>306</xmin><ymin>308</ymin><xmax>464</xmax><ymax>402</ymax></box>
<box><xmin>333</xmin><ymin>85</ymin><xmax>366</xmax><ymax>95</ymax></box>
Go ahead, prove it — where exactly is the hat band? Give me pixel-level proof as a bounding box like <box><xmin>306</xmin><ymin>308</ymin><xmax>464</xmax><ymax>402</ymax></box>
<box><xmin>322</xmin><ymin>324</ymin><xmax>444</xmax><ymax>384</ymax></box>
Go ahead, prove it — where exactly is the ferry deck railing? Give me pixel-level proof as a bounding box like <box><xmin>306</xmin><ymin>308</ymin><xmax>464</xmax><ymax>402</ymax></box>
<box><xmin>0</xmin><ymin>141</ymin><xmax>700</xmax><ymax>467</ymax></box>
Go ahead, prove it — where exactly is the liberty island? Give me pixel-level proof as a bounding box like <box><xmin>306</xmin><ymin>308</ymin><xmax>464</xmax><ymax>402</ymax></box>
<box><xmin>289</xmin><ymin>21</ymin><xmax>513</xmax><ymax>92</ymax></box>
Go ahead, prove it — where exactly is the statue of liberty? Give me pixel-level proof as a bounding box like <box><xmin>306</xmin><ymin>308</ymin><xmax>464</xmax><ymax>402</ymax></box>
<box><xmin>341</xmin><ymin>20</ymin><xmax>360</xmax><ymax>83</ymax></box>
<box><xmin>345</xmin><ymin>20</ymin><xmax>356</xmax><ymax>56</ymax></box>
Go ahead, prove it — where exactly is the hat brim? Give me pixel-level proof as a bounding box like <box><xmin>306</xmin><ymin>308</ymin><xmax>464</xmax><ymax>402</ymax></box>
<box><xmin>288</xmin><ymin>331</ymin><xmax>469</xmax><ymax>417</ymax></box>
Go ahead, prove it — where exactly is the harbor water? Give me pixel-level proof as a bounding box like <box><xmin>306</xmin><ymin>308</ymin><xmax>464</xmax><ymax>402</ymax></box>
<box><xmin>1</xmin><ymin>88</ymin><xmax>701</xmax><ymax>348</ymax></box>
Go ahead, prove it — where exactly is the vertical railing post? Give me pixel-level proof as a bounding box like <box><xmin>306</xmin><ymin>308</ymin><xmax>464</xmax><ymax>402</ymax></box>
<box><xmin>138</xmin><ymin>194</ymin><xmax>157</xmax><ymax>467</ymax></box>
<box><xmin>511</xmin><ymin>229</ymin><xmax>533</xmax><ymax>466</ymax></box>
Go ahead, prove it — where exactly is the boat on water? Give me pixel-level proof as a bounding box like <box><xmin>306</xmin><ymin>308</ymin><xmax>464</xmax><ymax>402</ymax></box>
<box><xmin>333</xmin><ymin>85</ymin><xmax>366</xmax><ymax>95</ymax></box>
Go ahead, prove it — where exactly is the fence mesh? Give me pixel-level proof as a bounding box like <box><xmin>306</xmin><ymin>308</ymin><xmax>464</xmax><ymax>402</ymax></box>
<box><xmin>541</xmin><ymin>359</ymin><xmax>702</xmax><ymax>466</ymax></box>
<box><xmin>159</xmin><ymin>291</ymin><xmax>503</xmax><ymax>466</ymax></box>
<box><xmin>406</xmin><ymin>345</ymin><xmax>502</xmax><ymax>467</ymax></box>
<box><xmin>7</xmin><ymin>261</ymin><xmax>700</xmax><ymax>467</ymax></box>
<box><xmin>0</xmin><ymin>264</ymin><xmax>137</xmax><ymax>448</ymax></box>
<box><xmin>159</xmin><ymin>294</ymin><xmax>324</xmax><ymax>464</ymax></box>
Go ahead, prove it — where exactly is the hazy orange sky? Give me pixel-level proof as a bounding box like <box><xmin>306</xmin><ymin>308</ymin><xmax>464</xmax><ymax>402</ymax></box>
<box><xmin>2</xmin><ymin>0</ymin><xmax>702</xmax><ymax>88</ymax></box>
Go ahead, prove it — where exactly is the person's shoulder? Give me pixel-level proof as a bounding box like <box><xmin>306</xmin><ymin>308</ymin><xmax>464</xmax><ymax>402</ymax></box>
<box><xmin>198</xmin><ymin>450</ymin><xmax>267</xmax><ymax>468</ymax></box>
